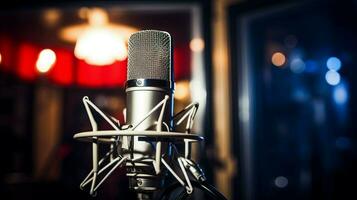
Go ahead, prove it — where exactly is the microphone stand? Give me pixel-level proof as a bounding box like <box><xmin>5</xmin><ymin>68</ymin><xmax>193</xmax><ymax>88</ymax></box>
<box><xmin>73</xmin><ymin>96</ymin><xmax>227</xmax><ymax>200</ymax></box>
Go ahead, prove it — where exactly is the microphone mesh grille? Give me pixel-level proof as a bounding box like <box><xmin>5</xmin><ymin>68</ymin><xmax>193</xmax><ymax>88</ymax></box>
<box><xmin>128</xmin><ymin>30</ymin><xmax>171</xmax><ymax>81</ymax></box>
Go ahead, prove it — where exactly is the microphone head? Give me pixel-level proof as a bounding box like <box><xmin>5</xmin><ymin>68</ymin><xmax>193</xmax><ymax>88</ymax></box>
<box><xmin>127</xmin><ymin>30</ymin><xmax>172</xmax><ymax>81</ymax></box>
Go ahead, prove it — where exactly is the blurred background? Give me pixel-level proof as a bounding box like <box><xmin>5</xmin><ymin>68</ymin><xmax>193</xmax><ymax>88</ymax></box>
<box><xmin>1</xmin><ymin>0</ymin><xmax>357</xmax><ymax>199</ymax></box>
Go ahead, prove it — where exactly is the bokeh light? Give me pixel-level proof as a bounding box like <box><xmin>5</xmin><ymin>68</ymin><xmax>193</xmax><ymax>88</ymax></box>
<box><xmin>78</xmin><ymin>7</ymin><xmax>89</xmax><ymax>19</ymax></box>
<box><xmin>36</xmin><ymin>49</ymin><xmax>56</xmax><ymax>73</ymax></box>
<box><xmin>175</xmin><ymin>81</ymin><xmax>190</xmax><ymax>101</ymax></box>
<box><xmin>43</xmin><ymin>9</ymin><xmax>61</xmax><ymax>27</ymax></box>
<box><xmin>189</xmin><ymin>38</ymin><xmax>205</xmax><ymax>52</ymax></box>
<box><xmin>274</xmin><ymin>176</ymin><xmax>288</xmax><ymax>188</ymax></box>
<box><xmin>74</xmin><ymin>28</ymin><xmax>127</xmax><ymax>65</ymax></box>
<box><xmin>271</xmin><ymin>52</ymin><xmax>286</xmax><ymax>67</ymax></box>
<box><xmin>325</xmin><ymin>70</ymin><xmax>340</xmax><ymax>86</ymax></box>
<box><xmin>73</xmin><ymin>8</ymin><xmax>130</xmax><ymax>65</ymax></box>
<box><xmin>326</xmin><ymin>57</ymin><xmax>341</xmax><ymax>71</ymax></box>
<box><xmin>0</xmin><ymin>52</ymin><xmax>2</xmax><ymax>64</ymax></box>
<box><xmin>290</xmin><ymin>58</ymin><xmax>305</xmax><ymax>73</ymax></box>
<box><xmin>305</xmin><ymin>60</ymin><xmax>318</xmax><ymax>73</ymax></box>
<box><xmin>333</xmin><ymin>84</ymin><xmax>348</xmax><ymax>105</ymax></box>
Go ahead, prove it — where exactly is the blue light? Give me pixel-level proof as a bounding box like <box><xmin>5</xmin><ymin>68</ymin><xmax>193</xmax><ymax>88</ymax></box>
<box><xmin>290</xmin><ymin>58</ymin><xmax>305</xmax><ymax>73</ymax></box>
<box><xmin>292</xmin><ymin>88</ymin><xmax>308</xmax><ymax>102</ymax></box>
<box><xmin>325</xmin><ymin>70</ymin><xmax>340</xmax><ymax>85</ymax></box>
<box><xmin>305</xmin><ymin>60</ymin><xmax>318</xmax><ymax>73</ymax></box>
<box><xmin>333</xmin><ymin>84</ymin><xmax>348</xmax><ymax>105</ymax></box>
<box><xmin>326</xmin><ymin>57</ymin><xmax>341</xmax><ymax>71</ymax></box>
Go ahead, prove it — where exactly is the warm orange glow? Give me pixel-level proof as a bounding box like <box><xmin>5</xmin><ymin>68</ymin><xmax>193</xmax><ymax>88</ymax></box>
<box><xmin>60</xmin><ymin>8</ymin><xmax>137</xmax><ymax>66</ymax></box>
<box><xmin>36</xmin><ymin>49</ymin><xmax>56</xmax><ymax>73</ymax></box>
<box><xmin>88</xmin><ymin>8</ymin><xmax>108</xmax><ymax>26</ymax></box>
<box><xmin>271</xmin><ymin>52</ymin><xmax>286</xmax><ymax>67</ymax></box>
<box><xmin>78</xmin><ymin>7</ymin><xmax>89</xmax><ymax>19</ymax></box>
<box><xmin>43</xmin><ymin>9</ymin><xmax>61</xmax><ymax>27</ymax></box>
<box><xmin>175</xmin><ymin>81</ymin><xmax>190</xmax><ymax>101</ymax></box>
<box><xmin>190</xmin><ymin>38</ymin><xmax>205</xmax><ymax>52</ymax></box>
<box><xmin>74</xmin><ymin>27</ymin><xmax>127</xmax><ymax>65</ymax></box>
<box><xmin>0</xmin><ymin>52</ymin><xmax>2</xmax><ymax>64</ymax></box>
<box><xmin>60</xmin><ymin>24</ymin><xmax>136</xmax><ymax>44</ymax></box>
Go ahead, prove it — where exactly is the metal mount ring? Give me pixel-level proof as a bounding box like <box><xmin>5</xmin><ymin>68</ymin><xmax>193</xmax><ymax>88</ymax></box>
<box><xmin>73</xmin><ymin>130</ymin><xmax>204</xmax><ymax>143</ymax></box>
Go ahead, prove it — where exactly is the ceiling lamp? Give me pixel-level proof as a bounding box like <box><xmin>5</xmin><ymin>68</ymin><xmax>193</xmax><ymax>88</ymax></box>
<box><xmin>59</xmin><ymin>8</ymin><xmax>138</xmax><ymax>66</ymax></box>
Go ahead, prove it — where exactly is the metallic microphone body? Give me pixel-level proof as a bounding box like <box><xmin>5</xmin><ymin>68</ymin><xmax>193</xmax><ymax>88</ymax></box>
<box><xmin>124</xmin><ymin>30</ymin><xmax>174</xmax><ymax>193</ymax></box>
<box><xmin>74</xmin><ymin>30</ymin><xmax>227</xmax><ymax>200</ymax></box>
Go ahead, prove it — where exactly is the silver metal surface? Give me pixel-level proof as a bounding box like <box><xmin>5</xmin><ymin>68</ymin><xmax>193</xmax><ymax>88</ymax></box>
<box><xmin>125</xmin><ymin>86</ymin><xmax>173</xmax><ymax>191</ymax></box>
<box><xmin>125</xmin><ymin>88</ymin><xmax>172</xmax><ymax>157</ymax></box>
<box><xmin>127</xmin><ymin>30</ymin><xmax>171</xmax><ymax>81</ymax></box>
<box><xmin>74</xmin><ymin>95</ymin><xmax>209</xmax><ymax>197</ymax></box>
<box><xmin>125</xmin><ymin>30</ymin><xmax>174</xmax><ymax>193</ymax></box>
<box><xmin>73</xmin><ymin>28</ymin><xmax>222</xmax><ymax>198</ymax></box>
<box><xmin>73</xmin><ymin>130</ymin><xmax>203</xmax><ymax>142</ymax></box>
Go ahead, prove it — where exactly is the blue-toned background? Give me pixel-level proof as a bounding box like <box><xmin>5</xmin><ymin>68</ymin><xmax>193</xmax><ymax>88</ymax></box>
<box><xmin>230</xmin><ymin>0</ymin><xmax>357</xmax><ymax>199</ymax></box>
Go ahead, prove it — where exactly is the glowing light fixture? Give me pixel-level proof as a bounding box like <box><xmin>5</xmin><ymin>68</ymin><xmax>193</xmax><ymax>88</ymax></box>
<box><xmin>271</xmin><ymin>52</ymin><xmax>286</xmax><ymax>67</ymax></box>
<box><xmin>74</xmin><ymin>27</ymin><xmax>127</xmax><ymax>65</ymax></box>
<box><xmin>60</xmin><ymin>8</ymin><xmax>138</xmax><ymax>66</ymax></box>
<box><xmin>0</xmin><ymin>52</ymin><xmax>2</xmax><ymax>64</ymax></box>
<box><xmin>36</xmin><ymin>49</ymin><xmax>56</xmax><ymax>73</ymax></box>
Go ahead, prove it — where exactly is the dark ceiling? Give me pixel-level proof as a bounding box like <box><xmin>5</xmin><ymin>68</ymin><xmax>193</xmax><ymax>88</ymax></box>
<box><xmin>0</xmin><ymin>3</ymin><xmax>192</xmax><ymax>49</ymax></box>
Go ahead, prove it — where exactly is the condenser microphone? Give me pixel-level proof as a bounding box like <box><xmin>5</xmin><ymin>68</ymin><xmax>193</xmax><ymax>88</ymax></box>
<box><xmin>73</xmin><ymin>30</ymin><xmax>226</xmax><ymax>200</ymax></box>
<box><xmin>125</xmin><ymin>30</ymin><xmax>174</xmax><ymax>193</ymax></box>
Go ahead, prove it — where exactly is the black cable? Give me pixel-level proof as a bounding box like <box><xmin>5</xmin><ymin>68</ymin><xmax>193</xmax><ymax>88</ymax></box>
<box><xmin>176</xmin><ymin>189</ymin><xmax>189</xmax><ymax>200</ymax></box>
<box><xmin>199</xmin><ymin>182</ymin><xmax>227</xmax><ymax>200</ymax></box>
<box><xmin>157</xmin><ymin>180</ymin><xmax>227</xmax><ymax>200</ymax></box>
<box><xmin>158</xmin><ymin>182</ymin><xmax>179</xmax><ymax>200</ymax></box>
